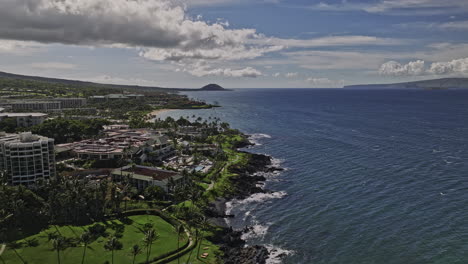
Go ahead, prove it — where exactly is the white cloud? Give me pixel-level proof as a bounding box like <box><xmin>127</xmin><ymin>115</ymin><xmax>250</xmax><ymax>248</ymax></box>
<box><xmin>186</xmin><ymin>66</ymin><xmax>262</xmax><ymax>78</ymax></box>
<box><xmin>285</xmin><ymin>72</ymin><xmax>299</xmax><ymax>78</ymax></box>
<box><xmin>255</xmin><ymin>35</ymin><xmax>405</xmax><ymax>48</ymax></box>
<box><xmin>379</xmin><ymin>57</ymin><xmax>468</xmax><ymax>76</ymax></box>
<box><xmin>305</xmin><ymin>77</ymin><xmax>345</xmax><ymax>88</ymax></box>
<box><xmin>438</xmin><ymin>20</ymin><xmax>468</xmax><ymax>30</ymax></box>
<box><xmin>428</xmin><ymin>58</ymin><xmax>468</xmax><ymax>75</ymax></box>
<box><xmin>0</xmin><ymin>39</ymin><xmax>44</xmax><ymax>54</ymax></box>
<box><xmin>273</xmin><ymin>72</ymin><xmax>281</xmax><ymax>77</ymax></box>
<box><xmin>307</xmin><ymin>0</ymin><xmax>468</xmax><ymax>15</ymax></box>
<box><xmin>379</xmin><ymin>60</ymin><xmax>426</xmax><ymax>76</ymax></box>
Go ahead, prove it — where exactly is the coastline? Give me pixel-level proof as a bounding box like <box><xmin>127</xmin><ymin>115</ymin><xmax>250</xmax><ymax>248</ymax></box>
<box><xmin>147</xmin><ymin>108</ymin><xmax>174</xmax><ymax>118</ymax></box>
<box><xmin>209</xmin><ymin>135</ymin><xmax>285</xmax><ymax>264</ymax></box>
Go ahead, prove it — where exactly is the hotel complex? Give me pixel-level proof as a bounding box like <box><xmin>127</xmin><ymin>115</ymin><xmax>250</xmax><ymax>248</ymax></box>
<box><xmin>0</xmin><ymin>132</ymin><xmax>56</xmax><ymax>185</ymax></box>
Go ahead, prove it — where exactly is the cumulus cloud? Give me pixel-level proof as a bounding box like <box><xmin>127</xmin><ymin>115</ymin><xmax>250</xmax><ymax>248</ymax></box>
<box><xmin>306</xmin><ymin>77</ymin><xmax>345</xmax><ymax>88</ymax></box>
<box><xmin>428</xmin><ymin>58</ymin><xmax>468</xmax><ymax>75</ymax></box>
<box><xmin>0</xmin><ymin>0</ymin><xmax>281</xmax><ymax>69</ymax></box>
<box><xmin>379</xmin><ymin>60</ymin><xmax>426</xmax><ymax>76</ymax></box>
<box><xmin>285</xmin><ymin>72</ymin><xmax>299</xmax><ymax>78</ymax></box>
<box><xmin>379</xmin><ymin>57</ymin><xmax>468</xmax><ymax>76</ymax></box>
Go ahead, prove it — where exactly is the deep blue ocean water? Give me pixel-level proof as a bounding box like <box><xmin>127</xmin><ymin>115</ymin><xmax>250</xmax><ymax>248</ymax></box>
<box><xmin>158</xmin><ymin>89</ymin><xmax>468</xmax><ymax>264</ymax></box>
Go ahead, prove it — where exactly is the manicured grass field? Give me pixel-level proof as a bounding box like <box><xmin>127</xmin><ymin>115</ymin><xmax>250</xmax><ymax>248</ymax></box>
<box><xmin>169</xmin><ymin>238</ymin><xmax>220</xmax><ymax>264</ymax></box>
<box><xmin>1</xmin><ymin>215</ymin><xmax>188</xmax><ymax>264</ymax></box>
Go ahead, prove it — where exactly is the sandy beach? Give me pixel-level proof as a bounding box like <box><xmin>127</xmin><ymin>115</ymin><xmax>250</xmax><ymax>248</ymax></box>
<box><xmin>147</xmin><ymin>109</ymin><xmax>173</xmax><ymax>118</ymax></box>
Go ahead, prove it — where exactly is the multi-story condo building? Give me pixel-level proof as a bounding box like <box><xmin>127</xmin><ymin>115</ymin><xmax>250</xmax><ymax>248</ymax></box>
<box><xmin>0</xmin><ymin>113</ymin><xmax>47</xmax><ymax>127</ymax></box>
<box><xmin>54</xmin><ymin>98</ymin><xmax>87</xmax><ymax>108</ymax></box>
<box><xmin>11</xmin><ymin>100</ymin><xmax>61</xmax><ymax>111</ymax></box>
<box><xmin>0</xmin><ymin>132</ymin><xmax>56</xmax><ymax>185</ymax></box>
<box><xmin>9</xmin><ymin>98</ymin><xmax>87</xmax><ymax>111</ymax></box>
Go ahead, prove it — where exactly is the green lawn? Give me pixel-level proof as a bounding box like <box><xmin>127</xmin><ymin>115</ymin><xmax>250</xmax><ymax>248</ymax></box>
<box><xmin>1</xmin><ymin>215</ymin><xmax>188</xmax><ymax>264</ymax></box>
<box><xmin>168</xmin><ymin>239</ymin><xmax>220</xmax><ymax>264</ymax></box>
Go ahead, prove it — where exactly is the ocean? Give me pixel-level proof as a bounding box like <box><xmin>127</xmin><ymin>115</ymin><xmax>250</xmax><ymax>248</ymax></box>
<box><xmin>157</xmin><ymin>89</ymin><xmax>468</xmax><ymax>264</ymax></box>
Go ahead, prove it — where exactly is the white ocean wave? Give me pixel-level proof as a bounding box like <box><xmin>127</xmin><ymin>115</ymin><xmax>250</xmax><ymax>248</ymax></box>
<box><xmin>241</xmin><ymin>222</ymin><xmax>270</xmax><ymax>240</ymax></box>
<box><xmin>265</xmin><ymin>244</ymin><xmax>295</xmax><ymax>264</ymax></box>
<box><xmin>250</xmin><ymin>133</ymin><xmax>272</xmax><ymax>139</ymax></box>
<box><xmin>270</xmin><ymin>157</ymin><xmax>284</xmax><ymax>167</ymax></box>
<box><xmin>249</xmin><ymin>133</ymin><xmax>272</xmax><ymax>145</ymax></box>
<box><xmin>235</xmin><ymin>191</ymin><xmax>287</xmax><ymax>205</ymax></box>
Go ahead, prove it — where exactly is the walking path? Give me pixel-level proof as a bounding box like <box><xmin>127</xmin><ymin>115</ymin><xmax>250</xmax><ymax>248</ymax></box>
<box><xmin>0</xmin><ymin>244</ymin><xmax>5</xmax><ymax>257</ymax></box>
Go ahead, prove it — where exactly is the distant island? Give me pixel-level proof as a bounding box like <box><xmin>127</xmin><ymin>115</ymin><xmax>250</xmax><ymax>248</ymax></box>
<box><xmin>0</xmin><ymin>70</ymin><xmax>228</xmax><ymax>92</ymax></box>
<box><xmin>199</xmin><ymin>84</ymin><xmax>230</xmax><ymax>91</ymax></box>
<box><xmin>344</xmin><ymin>78</ymin><xmax>468</xmax><ymax>90</ymax></box>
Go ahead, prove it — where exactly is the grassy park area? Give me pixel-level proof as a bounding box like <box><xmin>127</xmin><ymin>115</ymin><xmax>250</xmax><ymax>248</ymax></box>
<box><xmin>1</xmin><ymin>215</ymin><xmax>189</xmax><ymax>264</ymax></box>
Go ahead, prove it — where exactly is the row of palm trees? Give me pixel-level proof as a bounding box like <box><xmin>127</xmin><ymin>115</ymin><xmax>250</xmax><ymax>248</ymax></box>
<box><xmin>50</xmin><ymin>227</ymin><xmax>159</xmax><ymax>264</ymax></box>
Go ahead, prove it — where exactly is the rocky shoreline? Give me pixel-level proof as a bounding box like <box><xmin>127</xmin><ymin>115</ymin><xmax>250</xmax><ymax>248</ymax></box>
<box><xmin>208</xmin><ymin>138</ymin><xmax>284</xmax><ymax>264</ymax></box>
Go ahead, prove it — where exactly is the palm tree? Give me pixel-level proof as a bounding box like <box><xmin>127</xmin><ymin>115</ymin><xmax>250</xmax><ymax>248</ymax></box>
<box><xmin>130</xmin><ymin>244</ymin><xmax>142</xmax><ymax>264</ymax></box>
<box><xmin>176</xmin><ymin>225</ymin><xmax>184</xmax><ymax>264</ymax></box>
<box><xmin>196</xmin><ymin>217</ymin><xmax>209</xmax><ymax>259</ymax></box>
<box><xmin>143</xmin><ymin>229</ymin><xmax>157</xmax><ymax>264</ymax></box>
<box><xmin>80</xmin><ymin>231</ymin><xmax>92</xmax><ymax>264</ymax></box>
<box><xmin>104</xmin><ymin>237</ymin><xmax>121</xmax><ymax>264</ymax></box>
<box><xmin>52</xmin><ymin>236</ymin><xmax>67</xmax><ymax>264</ymax></box>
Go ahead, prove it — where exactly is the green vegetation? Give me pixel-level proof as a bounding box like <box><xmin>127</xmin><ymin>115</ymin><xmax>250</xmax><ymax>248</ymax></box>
<box><xmin>0</xmin><ymin>77</ymin><xmax>121</xmax><ymax>98</ymax></box>
<box><xmin>28</xmin><ymin>118</ymin><xmax>111</xmax><ymax>144</ymax></box>
<box><xmin>0</xmin><ymin>215</ymin><xmax>188</xmax><ymax>264</ymax></box>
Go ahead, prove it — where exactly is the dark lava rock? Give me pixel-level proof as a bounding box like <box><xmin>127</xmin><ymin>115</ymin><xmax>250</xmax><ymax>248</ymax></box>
<box><xmin>223</xmin><ymin>245</ymin><xmax>270</xmax><ymax>264</ymax></box>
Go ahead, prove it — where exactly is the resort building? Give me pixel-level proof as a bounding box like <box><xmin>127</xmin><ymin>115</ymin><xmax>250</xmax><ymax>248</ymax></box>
<box><xmin>89</xmin><ymin>94</ymin><xmax>144</xmax><ymax>101</ymax></box>
<box><xmin>11</xmin><ymin>100</ymin><xmax>61</xmax><ymax>111</ymax></box>
<box><xmin>0</xmin><ymin>113</ymin><xmax>47</xmax><ymax>127</ymax></box>
<box><xmin>0</xmin><ymin>132</ymin><xmax>56</xmax><ymax>185</ymax></box>
<box><xmin>54</xmin><ymin>98</ymin><xmax>87</xmax><ymax>108</ymax></box>
<box><xmin>56</xmin><ymin>129</ymin><xmax>175</xmax><ymax>162</ymax></box>
<box><xmin>112</xmin><ymin>165</ymin><xmax>184</xmax><ymax>192</ymax></box>
<box><xmin>8</xmin><ymin>98</ymin><xmax>87</xmax><ymax>111</ymax></box>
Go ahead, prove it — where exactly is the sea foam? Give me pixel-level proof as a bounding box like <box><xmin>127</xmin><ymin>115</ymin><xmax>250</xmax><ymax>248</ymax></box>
<box><xmin>265</xmin><ymin>244</ymin><xmax>295</xmax><ymax>264</ymax></box>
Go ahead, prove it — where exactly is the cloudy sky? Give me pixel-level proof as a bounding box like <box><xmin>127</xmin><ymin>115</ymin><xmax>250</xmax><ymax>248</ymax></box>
<box><xmin>1</xmin><ymin>0</ymin><xmax>468</xmax><ymax>88</ymax></box>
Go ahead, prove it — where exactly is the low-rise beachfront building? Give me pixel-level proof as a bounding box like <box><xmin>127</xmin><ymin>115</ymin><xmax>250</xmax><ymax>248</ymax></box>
<box><xmin>55</xmin><ymin>129</ymin><xmax>175</xmax><ymax>162</ymax></box>
<box><xmin>112</xmin><ymin>165</ymin><xmax>184</xmax><ymax>192</ymax></box>
<box><xmin>0</xmin><ymin>113</ymin><xmax>47</xmax><ymax>127</ymax></box>
<box><xmin>103</xmin><ymin>124</ymin><xmax>130</xmax><ymax>130</ymax></box>
<box><xmin>89</xmin><ymin>94</ymin><xmax>144</xmax><ymax>102</ymax></box>
<box><xmin>0</xmin><ymin>132</ymin><xmax>56</xmax><ymax>185</ymax></box>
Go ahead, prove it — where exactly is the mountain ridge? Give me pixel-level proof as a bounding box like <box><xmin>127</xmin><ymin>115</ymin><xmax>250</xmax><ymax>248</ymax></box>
<box><xmin>0</xmin><ymin>70</ymin><xmax>226</xmax><ymax>92</ymax></box>
<box><xmin>344</xmin><ymin>78</ymin><xmax>468</xmax><ymax>90</ymax></box>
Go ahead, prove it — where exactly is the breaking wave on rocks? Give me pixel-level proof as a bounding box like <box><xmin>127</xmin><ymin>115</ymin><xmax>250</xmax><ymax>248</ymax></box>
<box><xmin>265</xmin><ymin>245</ymin><xmax>295</xmax><ymax>264</ymax></box>
<box><xmin>249</xmin><ymin>133</ymin><xmax>272</xmax><ymax>146</ymax></box>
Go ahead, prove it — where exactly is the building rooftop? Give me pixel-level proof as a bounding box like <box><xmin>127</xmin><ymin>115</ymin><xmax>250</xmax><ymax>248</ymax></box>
<box><xmin>0</xmin><ymin>113</ymin><xmax>47</xmax><ymax>117</ymax></box>
<box><xmin>56</xmin><ymin>129</ymin><xmax>167</xmax><ymax>155</ymax></box>
<box><xmin>114</xmin><ymin>165</ymin><xmax>181</xmax><ymax>182</ymax></box>
<box><xmin>0</xmin><ymin>132</ymin><xmax>52</xmax><ymax>144</ymax></box>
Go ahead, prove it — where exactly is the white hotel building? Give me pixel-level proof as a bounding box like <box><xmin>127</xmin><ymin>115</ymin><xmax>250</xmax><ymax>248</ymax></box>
<box><xmin>0</xmin><ymin>132</ymin><xmax>56</xmax><ymax>185</ymax></box>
